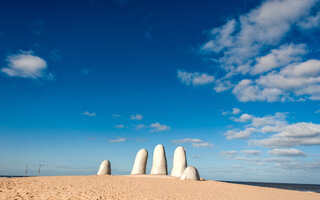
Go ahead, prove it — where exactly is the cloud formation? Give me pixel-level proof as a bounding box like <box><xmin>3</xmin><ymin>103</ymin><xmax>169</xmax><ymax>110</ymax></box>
<box><xmin>224</xmin><ymin>110</ymin><xmax>320</xmax><ymax>148</ymax></box>
<box><xmin>150</xmin><ymin>122</ymin><xmax>170</xmax><ymax>132</ymax></box>
<box><xmin>177</xmin><ymin>70</ymin><xmax>214</xmax><ymax>86</ymax></box>
<box><xmin>201</xmin><ymin>0</ymin><xmax>317</xmax><ymax>74</ymax></box>
<box><xmin>250</xmin><ymin>122</ymin><xmax>320</xmax><ymax>147</ymax></box>
<box><xmin>1</xmin><ymin>51</ymin><xmax>53</xmax><ymax>79</ymax></box>
<box><xmin>108</xmin><ymin>137</ymin><xmax>127</xmax><ymax>143</ymax></box>
<box><xmin>268</xmin><ymin>148</ymin><xmax>306</xmax><ymax>156</ymax></box>
<box><xmin>233</xmin><ymin>59</ymin><xmax>320</xmax><ymax>102</ymax></box>
<box><xmin>179</xmin><ymin>0</ymin><xmax>320</xmax><ymax>102</ymax></box>
<box><xmin>172</xmin><ymin>138</ymin><xmax>213</xmax><ymax>147</ymax></box>
<box><xmin>112</xmin><ymin>114</ymin><xmax>121</xmax><ymax>118</ymax></box>
<box><xmin>115</xmin><ymin>124</ymin><xmax>124</xmax><ymax>128</ymax></box>
<box><xmin>130</xmin><ymin>114</ymin><xmax>143</xmax><ymax>120</ymax></box>
<box><xmin>83</xmin><ymin>111</ymin><xmax>96</xmax><ymax>117</ymax></box>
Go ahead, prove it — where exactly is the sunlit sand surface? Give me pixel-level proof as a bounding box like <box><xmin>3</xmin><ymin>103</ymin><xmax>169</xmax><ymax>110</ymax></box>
<box><xmin>0</xmin><ymin>175</ymin><xmax>319</xmax><ymax>200</ymax></box>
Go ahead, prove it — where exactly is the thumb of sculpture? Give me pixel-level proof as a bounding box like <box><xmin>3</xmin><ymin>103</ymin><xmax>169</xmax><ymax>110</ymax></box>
<box><xmin>131</xmin><ymin>149</ymin><xmax>148</xmax><ymax>175</ymax></box>
<box><xmin>180</xmin><ymin>166</ymin><xmax>200</xmax><ymax>181</ymax></box>
<box><xmin>171</xmin><ymin>146</ymin><xmax>187</xmax><ymax>177</ymax></box>
<box><xmin>151</xmin><ymin>144</ymin><xmax>168</xmax><ymax>175</ymax></box>
<box><xmin>97</xmin><ymin>160</ymin><xmax>111</xmax><ymax>175</ymax></box>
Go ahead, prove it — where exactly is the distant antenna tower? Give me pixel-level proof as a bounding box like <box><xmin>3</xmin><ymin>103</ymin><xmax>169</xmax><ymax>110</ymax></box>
<box><xmin>25</xmin><ymin>165</ymin><xmax>28</xmax><ymax>176</ymax></box>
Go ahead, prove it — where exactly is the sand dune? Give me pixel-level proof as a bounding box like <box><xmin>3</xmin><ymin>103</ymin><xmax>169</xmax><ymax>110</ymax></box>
<box><xmin>0</xmin><ymin>175</ymin><xmax>319</xmax><ymax>200</ymax></box>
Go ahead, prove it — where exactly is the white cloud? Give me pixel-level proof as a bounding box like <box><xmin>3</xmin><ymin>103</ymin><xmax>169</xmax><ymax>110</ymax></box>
<box><xmin>232</xmin><ymin>79</ymin><xmax>284</xmax><ymax>102</ymax></box>
<box><xmin>179</xmin><ymin>0</ymin><xmax>320</xmax><ymax>103</ymax></box>
<box><xmin>171</xmin><ymin>138</ymin><xmax>213</xmax><ymax>147</ymax></box>
<box><xmin>221</xmin><ymin>150</ymin><xmax>239</xmax><ymax>156</ymax></box>
<box><xmin>192</xmin><ymin>155</ymin><xmax>201</xmax><ymax>159</ymax></box>
<box><xmin>222</xmin><ymin>108</ymin><xmax>241</xmax><ymax>116</ymax></box>
<box><xmin>150</xmin><ymin>122</ymin><xmax>170</xmax><ymax>132</ymax></box>
<box><xmin>177</xmin><ymin>70</ymin><xmax>215</xmax><ymax>86</ymax></box>
<box><xmin>134</xmin><ymin>124</ymin><xmax>147</xmax><ymax>130</ymax></box>
<box><xmin>233</xmin><ymin>59</ymin><xmax>320</xmax><ymax>102</ymax></box>
<box><xmin>130</xmin><ymin>114</ymin><xmax>143</xmax><ymax>120</ymax></box>
<box><xmin>241</xmin><ymin>150</ymin><xmax>261</xmax><ymax>156</ymax></box>
<box><xmin>201</xmin><ymin>0</ymin><xmax>317</xmax><ymax>75</ymax></box>
<box><xmin>232</xmin><ymin>157</ymin><xmax>261</xmax><ymax>162</ymax></box>
<box><xmin>275</xmin><ymin>159</ymin><xmax>320</xmax><ymax>170</ymax></box>
<box><xmin>225</xmin><ymin>111</ymin><xmax>320</xmax><ymax>147</ymax></box>
<box><xmin>225</xmin><ymin>127</ymin><xmax>256</xmax><ymax>140</ymax></box>
<box><xmin>298</xmin><ymin>11</ymin><xmax>320</xmax><ymax>29</ymax></box>
<box><xmin>251</xmin><ymin>43</ymin><xmax>307</xmax><ymax>75</ymax></box>
<box><xmin>225</xmin><ymin>112</ymin><xmax>289</xmax><ymax>140</ymax></box>
<box><xmin>1</xmin><ymin>51</ymin><xmax>52</xmax><ymax>79</ymax></box>
<box><xmin>232</xmin><ymin>113</ymin><xmax>253</xmax><ymax>122</ymax></box>
<box><xmin>115</xmin><ymin>124</ymin><xmax>124</xmax><ymax>128</ymax></box>
<box><xmin>172</xmin><ymin>138</ymin><xmax>203</xmax><ymax>143</ymax></box>
<box><xmin>268</xmin><ymin>148</ymin><xmax>306</xmax><ymax>156</ymax></box>
<box><xmin>112</xmin><ymin>114</ymin><xmax>121</xmax><ymax>118</ymax></box>
<box><xmin>213</xmin><ymin>80</ymin><xmax>233</xmax><ymax>92</ymax></box>
<box><xmin>49</xmin><ymin>49</ymin><xmax>62</xmax><ymax>61</ymax></box>
<box><xmin>83</xmin><ymin>111</ymin><xmax>96</xmax><ymax>117</ymax></box>
<box><xmin>232</xmin><ymin>108</ymin><xmax>241</xmax><ymax>114</ymax></box>
<box><xmin>264</xmin><ymin>157</ymin><xmax>294</xmax><ymax>162</ymax></box>
<box><xmin>222</xmin><ymin>149</ymin><xmax>261</xmax><ymax>156</ymax></box>
<box><xmin>250</xmin><ymin>122</ymin><xmax>320</xmax><ymax>147</ymax></box>
<box><xmin>192</xmin><ymin>142</ymin><xmax>213</xmax><ymax>148</ymax></box>
<box><xmin>251</xmin><ymin>112</ymin><xmax>287</xmax><ymax>129</ymax></box>
<box><xmin>108</xmin><ymin>137</ymin><xmax>126</xmax><ymax>143</ymax></box>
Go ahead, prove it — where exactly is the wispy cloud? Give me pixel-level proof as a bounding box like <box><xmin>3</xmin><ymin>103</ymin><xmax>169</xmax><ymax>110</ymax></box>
<box><xmin>172</xmin><ymin>138</ymin><xmax>213</xmax><ymax>148</ymax></box>
<box><xmin>222</xmin><ymin>108</ymin><xmax>241</xmax><ymax>115</ymax></box>
<box><xmin>225</xmin><ymin>112</ymin><xmax>288</xmax><ymax>140</ymax></box>
<box><xmin>134</xmin><ymin>124</ymin><xmax>147</xmax><ymax>130</ymax></box>
<box><xmin>150</xmin><ymin>122</ymin><xmax>170</xmax><ymax>132</ymax></box>
<box><xmin>115</xmin><ymin>124</ymin><xmax>124</xmax><ymax>128</ymax></box>
<box><xmin>112</xmin><ymin>114</ymin><xmax>121</xmax><ymax>118</ymax></box>
<box><xmin>221</xmin><ymin>150</ymin><xmax>239</xmax><ymax>156</ymax></box>
<box><xmin>172</xmin><ymin>138</ymin><xmax>203</xmax><ymax>143</ymax></box>
<box><xmin>177</xmin><ymin>70</ymin><xmax>214</xmax><ymax>86</ymax></box>
<box><xmin>108</xmin><ymin>137</ymin><xmax>127</xmax><ymax>143</ymax></box>
<box><xmin>130</xmin><ymin>114</ymin><xmax>143</xmax><ymax>120</ymax></box>
<box><xmin>275</xmin><ymin>159</ymin><xmax>320</xmax><ymax>171</ymax></box>
<box><xmin>83</xmin><ymin>111</ymin><xmax>96</xmax><ymax>117</ymax></box>
<box><xmin>268</xmin><ymin>148</ymin><xmax>306</xmax><ymax>157</ymax></box>
<box><xmin>192</xmin><ymin>142</ymin><xmax>213</xmax><ymax>147</ymax></box>
<box><xmin>200</xmin><ymin>0</ymin><xmax>317</xmax><ymax>75</ymax></box>
<box><xmin>49</xmin><ymin>49</ymin><xmax>62</xmax><ymax>61</ymax></box>
<box><xmin>241</xmin><ymin>150</ymin><xmax>261</xmax><ymax>156</ymax></box>
<box><xmin>232</xmin><ymin>59</ymin><xmax>320</xmax><ymax>102</ymax></box>
<box><xmin>222</xmin><ymin>149</ymin><xmax>261</xmax><ymax>156</ymax></box>
<box><xmin>250</xmin><ymin>122</ymin><xmax>320</xmax><ymax>148</ymax></box>
<box><xmin>192</xmin><ymin>155</ymin><xmax>201</xmax><ymax>159</ymax></box>
<box><xmin>178</xmin><ymin>0</ymin><xmax>320</xmax><ymax>102</ymax></box>
<box><xmin>225</xmin><ymin>127</ymin><xmax>256</xmax><ymax>140</ymax></box>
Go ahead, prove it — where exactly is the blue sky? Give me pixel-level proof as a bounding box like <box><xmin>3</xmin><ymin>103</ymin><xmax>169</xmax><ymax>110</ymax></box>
<box><xmin>1</xmin><ymin>0</ymin><xmax>320</xmax><ymax>184</ymax></box>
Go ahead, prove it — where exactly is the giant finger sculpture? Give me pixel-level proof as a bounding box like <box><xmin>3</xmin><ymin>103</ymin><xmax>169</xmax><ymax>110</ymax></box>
<box><xmin>180</xmin><ymin>166</ymin><xmax>200</xmax><ymax>181</ymax></box>
<box><xmin>151</xmin><ymin>144</ymin><xmax>167</xmax><ymax>175</ymax></box>
<box><xmin>171</xmin><ymin>146</ymin><xmax>187</xmax><ymax>177</ymax></box>
<box><xmin>97</xmin><ymin>160</ymin><xmax>111</xmax><ymax>175</ymax></box>
<box><xmin>131</xmin><ymin>149</ymin><xmax>148</xmax><ymax>175</ymax></box>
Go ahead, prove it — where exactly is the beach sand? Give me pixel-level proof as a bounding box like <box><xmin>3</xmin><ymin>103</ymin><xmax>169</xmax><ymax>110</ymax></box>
<box><xmin>0</xmin><ymin>175</ymin><xmax>319</xmax><ymax>200</ymax></box>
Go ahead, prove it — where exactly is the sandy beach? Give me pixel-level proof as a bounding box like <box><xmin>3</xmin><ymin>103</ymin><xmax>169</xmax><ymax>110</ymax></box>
<box><xmin>0</xmin><ymin>175</ymin><xmax>319</xmax><ymax>200</ymax></box>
